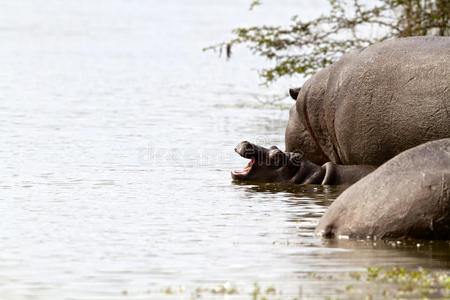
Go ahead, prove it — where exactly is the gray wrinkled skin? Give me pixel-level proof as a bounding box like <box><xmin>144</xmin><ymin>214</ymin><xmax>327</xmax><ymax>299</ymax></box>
<box><xmin>315</xmin><ymin>138</ymin><xmax>450</xmax><ymax>240</ymax></box>
<box><xmin>286</xmin><ymin>36</ymin><xmax>450</xmax><ymax>166</ymax></box>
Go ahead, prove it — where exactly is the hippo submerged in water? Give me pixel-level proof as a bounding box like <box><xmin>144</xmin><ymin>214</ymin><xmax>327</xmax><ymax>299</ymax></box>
<box><xmin>231</xmin><ymin>37</ymin><xmax>450</xmax><ymax>240</ymax></box>
<box><xmin>231</xmin><ymin>141</ymin><xmax>375</xmax><ymax>185</ymax></box>
<box><xmin>231</xmin><ymin>139</ymin><xmax>450</xmax><ymax>240</ymax></box>
<box><xmin>316</xmin><ymin>138</ymin><xmax>450</xmax><ymax>240</ymax></box>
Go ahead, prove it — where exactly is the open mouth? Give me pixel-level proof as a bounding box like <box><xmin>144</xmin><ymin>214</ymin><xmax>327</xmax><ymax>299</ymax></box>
<box><xmin>232</xmin><ymin>158</ymin><xmax>255</xmax><ymax>176</ymax></box>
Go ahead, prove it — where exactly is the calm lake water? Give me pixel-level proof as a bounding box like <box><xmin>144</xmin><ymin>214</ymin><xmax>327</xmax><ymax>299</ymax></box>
<box><xmin>1</xmin><ymin>1</ymin><xmax>449</xmax><ymax>299</ymax></box>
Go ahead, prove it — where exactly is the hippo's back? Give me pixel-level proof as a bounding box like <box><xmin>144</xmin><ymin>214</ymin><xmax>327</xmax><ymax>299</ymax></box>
<box><xmin>315</xmin><ymin>138</ymin><xmax>450</xmax><ymax>240</ymax></box>
<box><xmin>330</xmin><ymin>36</ymin><xmax>450</xmax><ymax>165</ymax></box>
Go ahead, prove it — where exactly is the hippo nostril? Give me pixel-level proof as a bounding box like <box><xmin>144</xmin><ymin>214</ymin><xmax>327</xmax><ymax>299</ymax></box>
<box><xmin>242</xmin><ymin>143</ymin><xmax>256</xmax><ymax>158</ymax></box>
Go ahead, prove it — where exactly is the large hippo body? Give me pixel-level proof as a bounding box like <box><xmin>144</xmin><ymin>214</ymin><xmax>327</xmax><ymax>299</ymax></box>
<box><xmin>315</xmin><ymin>138</ymin><xmax>450</xmax><ymax>240</ymax></box>
<box><xmin>232</xmin><ymin>37</ymin><xmax>450</xmax><ymax>240</ymax></box>
<box><xmin>286</xmin><ymin>36</ymin><xmax>450</xmax><ymax>166</ymax></box>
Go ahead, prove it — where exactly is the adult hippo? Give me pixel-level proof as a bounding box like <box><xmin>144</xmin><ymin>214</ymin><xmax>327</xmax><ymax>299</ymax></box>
<box><xmin>286</xmin><ymin>36</ymin><xmax>450</xmax><ymax>166</ymax></box>
<box><xmin>232</xmin><ymin>141</ymin><xmax>375</xmax><ymax>185</ymax></box>
<box><xmin>315</xmin><ymin>138</ymin><xmax>450</xmax><ymax>240</ymax></box>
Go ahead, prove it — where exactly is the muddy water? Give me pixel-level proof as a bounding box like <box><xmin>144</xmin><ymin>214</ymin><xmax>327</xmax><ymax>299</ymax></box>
<box><xmin>0</xmin><ymin>0</ymin><xmax>449</xmax><ymax>299</ymax></box>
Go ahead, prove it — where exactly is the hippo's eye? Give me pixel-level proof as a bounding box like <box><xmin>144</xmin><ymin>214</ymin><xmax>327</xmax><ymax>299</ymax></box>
<box><xmin>268</xmin><ymin>149</ymin><xmax>286</xmax><ymax>165</ymax></box>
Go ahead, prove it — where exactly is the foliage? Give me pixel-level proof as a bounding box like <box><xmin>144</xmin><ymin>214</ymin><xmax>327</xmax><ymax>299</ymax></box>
<box><xmin>120</xmin><ymin>267</ymin><xmax>450</xmax><ymax>299</ymax></box>
<box><xmin>205</xmin><ymin>0</ymin><xmax>450</xmax><ymax>83</ymax></box>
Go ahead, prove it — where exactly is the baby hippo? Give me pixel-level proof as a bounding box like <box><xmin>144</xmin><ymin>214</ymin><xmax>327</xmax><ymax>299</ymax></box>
<box><xmin>231</xmin><ymin>141</ymin><xmax>375</xmax><ymax>185</ymax></box>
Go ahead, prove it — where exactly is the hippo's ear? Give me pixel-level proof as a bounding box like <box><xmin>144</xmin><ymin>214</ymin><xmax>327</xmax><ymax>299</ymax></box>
<box><xmin>288</xmin><ymin>152</ymin><xmax>304</xmax><ymax>166</ymax></box>
<box><xmin>289</xmin><ymin>87</ymin><xmax>301</xmax><ymax>100</ymax></box>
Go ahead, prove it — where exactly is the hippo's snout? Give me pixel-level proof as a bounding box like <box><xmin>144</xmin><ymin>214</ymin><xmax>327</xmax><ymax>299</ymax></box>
<box><xmin>235</xmin><ymin>141</ymin><xmax>256</xmax><ymax>159</ymax></box>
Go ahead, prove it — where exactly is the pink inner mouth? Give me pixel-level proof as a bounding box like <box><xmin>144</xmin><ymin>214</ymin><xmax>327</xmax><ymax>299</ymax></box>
<box><xmin>232</xmin><ymin>158</ymin><xmax>255</xmax><ymax>175</ymax></box>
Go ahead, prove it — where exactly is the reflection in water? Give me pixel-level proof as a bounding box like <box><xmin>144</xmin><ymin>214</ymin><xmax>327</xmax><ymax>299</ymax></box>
<box><xmin>233</xmin><ymin>181</ymin><xmax>344</xmax><ymax>202</ymax></box>
<box><xmin>235</xmin><ymin>181</ymin><xmax>450</xmax><ymax>270</ymax></box>
<box><xmin>323</xmin><ymin>239</ymin><xmax>450</xmax><ymax>268</ymax></box>
<box><xmin>231</xmin><ymin>181</ymin><xmax>450</xmax><ymax>298</ymax></box>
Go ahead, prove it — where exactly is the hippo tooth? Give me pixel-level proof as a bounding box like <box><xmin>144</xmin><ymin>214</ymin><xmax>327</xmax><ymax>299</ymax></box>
<box><xmin>232</xmin><ymin>159</ymin><xmax>255</xmax><ymax>175</ymax></box>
